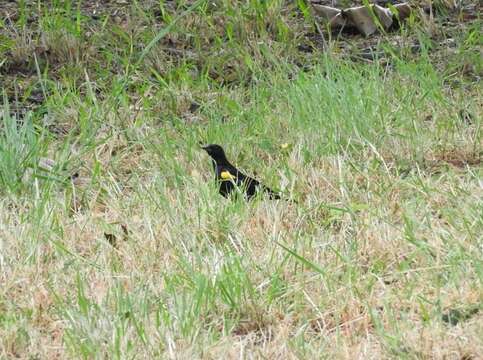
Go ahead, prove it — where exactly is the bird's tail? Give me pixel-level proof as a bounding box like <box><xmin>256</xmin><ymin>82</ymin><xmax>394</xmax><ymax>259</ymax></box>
<box><xmin>265</xmin><ymin>188</ymin><xmax>297</xmax><ymax>203</ymax></box>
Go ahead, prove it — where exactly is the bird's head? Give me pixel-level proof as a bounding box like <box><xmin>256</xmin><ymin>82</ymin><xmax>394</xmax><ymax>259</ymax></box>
<box><xmin>200</xmin><ymin>144</ymin><xmax>228</xmax><ymax>162</ymax></box>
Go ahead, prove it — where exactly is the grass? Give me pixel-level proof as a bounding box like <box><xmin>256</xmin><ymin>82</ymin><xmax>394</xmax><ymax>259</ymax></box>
<box><xmin>0</xmin><ymin>1</ymin><xmax>482</xmax><ymax>358</ymax></box>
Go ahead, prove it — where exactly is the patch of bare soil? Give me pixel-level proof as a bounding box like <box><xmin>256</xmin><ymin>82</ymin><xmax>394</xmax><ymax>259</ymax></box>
<box><xmin>1</xmin><ymin>1</ymin><xmax>480</xmax><ymax>116</ymax></box>
<box><xmin>430</xmin><ymin>149</ymin><xmax>482</xmax><ymax>168</ymax></box>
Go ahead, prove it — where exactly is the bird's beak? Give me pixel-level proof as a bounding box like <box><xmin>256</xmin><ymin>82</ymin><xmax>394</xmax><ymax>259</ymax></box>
<box><xmin>199</xmin><ymin>142</ymin><xmax>208</xmax><ymax>150</ymax></box>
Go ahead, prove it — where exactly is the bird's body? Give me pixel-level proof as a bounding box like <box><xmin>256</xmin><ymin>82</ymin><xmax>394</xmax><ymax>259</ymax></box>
<box><xmin>201</xmin><ymin>144</ymin><xmax>280</xmax><ymax>200</ymax></box>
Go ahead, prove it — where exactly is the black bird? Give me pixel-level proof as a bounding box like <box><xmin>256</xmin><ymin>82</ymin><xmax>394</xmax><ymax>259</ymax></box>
<box><xmin>201</xmin><ymin>144</ymin><xmax>281</xmax><ymax>200</ymax></box>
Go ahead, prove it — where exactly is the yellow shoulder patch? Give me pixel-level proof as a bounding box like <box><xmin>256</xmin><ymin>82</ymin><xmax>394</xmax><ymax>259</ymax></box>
<box><xmin>220</xmin><ymin>170</ymin><xmax>236</xmax><ymax>180</ymax></box>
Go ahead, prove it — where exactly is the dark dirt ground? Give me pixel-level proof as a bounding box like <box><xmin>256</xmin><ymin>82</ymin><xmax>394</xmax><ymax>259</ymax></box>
<box><xmin>0</xmin><ymin>1</ymin><xmax>480</xmax><ymax>116</ymax></box>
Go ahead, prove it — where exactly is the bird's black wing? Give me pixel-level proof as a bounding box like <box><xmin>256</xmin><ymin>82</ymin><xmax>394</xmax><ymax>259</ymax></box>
<box><xmin>234</xmin><ymin>168</ymin><xmax>281</xmax><ymax>200</ymax></box>
<box><xmin>216</xmin><ymin>164</ymin><xmax>281</xmax><ymax>200</ymax></box>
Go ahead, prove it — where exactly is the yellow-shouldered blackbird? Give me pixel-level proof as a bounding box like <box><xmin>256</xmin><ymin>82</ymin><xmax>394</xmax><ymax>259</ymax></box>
<box><xmin>201</xmin><ymin>144</ymin><xmax>281</xmax><ymax>200</ymax></box>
